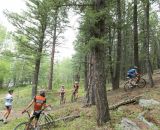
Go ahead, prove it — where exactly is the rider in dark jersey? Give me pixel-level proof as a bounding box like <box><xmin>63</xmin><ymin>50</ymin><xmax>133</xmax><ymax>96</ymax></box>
<box><xmin>127</xmin><ymin>66</ymin><xmax>138</xmax><ymax>85</ymax></box>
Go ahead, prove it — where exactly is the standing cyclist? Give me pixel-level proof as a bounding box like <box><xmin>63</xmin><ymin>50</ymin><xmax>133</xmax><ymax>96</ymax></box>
<box><xmin>71</xmin><ymin>81</ymin><xmax>79</xmax><ymax>102</ymax></box>
<box><xmin>59</xmin><ymin>85</ymin><xmax>66</xmax><ymax>104</ymax></box>
<box><xmin>22</xmin><ymin>90</ymin><xmax>50</xmax><ymax>129</ymax></box>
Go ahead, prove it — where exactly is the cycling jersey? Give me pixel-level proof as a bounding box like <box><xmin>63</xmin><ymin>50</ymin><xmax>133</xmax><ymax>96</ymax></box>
<box><xmin>34</xmin><ymin>95</ymin><xmax>46</xmax><ymax>112</ymax></box>
<box><xmin>127</xmin><ymin>68</ymin><xmax>137</xmax><ymax>78</ymax></box>
<box><xmin>60</xmin><ymin>88</ymin><xmax>65</xmax><ymax>96</ymax></box>
<box><xmin>73</xmin><ymin>84</ymin><xmax>79</xmax><ymax>93</ymax></box>
<box><xmin>5</xmin><ymin>94</ymin><xmax>13</xmax><ymax>106</ymax></box>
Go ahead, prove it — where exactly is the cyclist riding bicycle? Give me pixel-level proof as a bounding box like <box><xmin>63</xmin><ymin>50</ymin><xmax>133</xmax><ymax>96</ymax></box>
<box><xmin>59</xmin><ymin>85</ymin><xmax>65</xmax><ymax>104</ymax></box>
<box><xmin>22</xmin><ymin>90</ymin><xmax>50</xmax><ymax>129</ymax></box>
<box><xmin>127</xmin><ymin>66</ymin><xmax>139</xmax><ymax>86</ymax></box>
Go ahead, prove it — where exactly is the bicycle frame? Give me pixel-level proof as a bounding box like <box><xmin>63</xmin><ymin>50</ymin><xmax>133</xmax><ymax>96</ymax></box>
<box><xmin>14</xmin><ymin>108</ymin><xmax>54</xmax><ymax>130</ymax></box>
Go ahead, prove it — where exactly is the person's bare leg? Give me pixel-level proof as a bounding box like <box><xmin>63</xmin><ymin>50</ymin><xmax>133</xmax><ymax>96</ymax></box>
<box><xmin>3</xmin><ymin>108</ymin><xmax>10</xmax><ymax>119</ymax></box>
<box><xmin>5</xmin><ymin>109</ymin><xmax>11</xmax><ymax>119</ymax></box>
<box><xmin>34</xmin><ymin>118</ymin><xmax>38</xmax><ymax>128</ymax></box>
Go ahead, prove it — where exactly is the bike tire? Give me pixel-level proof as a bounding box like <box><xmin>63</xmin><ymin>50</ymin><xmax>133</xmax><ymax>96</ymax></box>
<box><xmin>48</xmin><ymin>114</ymin><xmax>55</xmax><ymax>127</ymax></box>
<box><xmin>124</xmin><ymin>81</ymin><xmax>133</xmax><ymax>91</ymax></box>
<box><xmin>46</xmin><ymin>114</ymin><xmax>55</xmax><ymax>126</ymax></box>
<box><xmin>39</xmin><ymin>113</ymin><xmax>55</xmax><ymax>129</ymax></box>
<box><xmin>138</xmin><ymin>78</ymin><xmax>146</xmax><ymax>88</ymax></box>
<box><xmin>14</xmin><ymin>122</ymin><xmax>34</xmax><ymax>130</ymax></box>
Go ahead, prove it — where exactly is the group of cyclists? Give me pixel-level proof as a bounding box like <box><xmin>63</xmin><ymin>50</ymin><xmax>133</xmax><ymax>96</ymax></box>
<box><xmin>0</xmin><ymin>81</ymin><xmax>80</xmax><ymax>127</ymax></box>
<box><xmin>0</xmin><ymin>66</ymin><xmax>139</xmax><ymax>128</ymax></box>
<box><xmin>59</xmin><ymin>81</ymin><xmax>79</xmax><ymax>104</ymax></box>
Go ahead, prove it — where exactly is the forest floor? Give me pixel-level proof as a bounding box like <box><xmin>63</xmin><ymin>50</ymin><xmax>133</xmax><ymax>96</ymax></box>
<box><xmin>0</xmin><ymin>70</ymin><xmax>160</xmax><ymax>130</ymax></box>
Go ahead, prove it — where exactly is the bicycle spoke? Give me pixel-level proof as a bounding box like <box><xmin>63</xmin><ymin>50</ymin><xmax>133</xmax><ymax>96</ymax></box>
<box><xmin>124</xmin><ymin>81</ymin><xmax>133</xmax><ymax>91</ymax></box>
<box><xmin>138</xmin><ymin>78</ymin><xmax>146</xmax><ymax>88</ymax></box>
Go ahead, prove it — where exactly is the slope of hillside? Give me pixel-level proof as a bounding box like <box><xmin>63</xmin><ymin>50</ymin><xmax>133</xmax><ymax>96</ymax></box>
<box><xmin>1</xmin><ymin>71</ymin><xmax>160</xmax><ymax>130</ymax></box>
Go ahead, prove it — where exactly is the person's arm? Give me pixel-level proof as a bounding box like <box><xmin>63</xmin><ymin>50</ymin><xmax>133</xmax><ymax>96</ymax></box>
<box><xmin>42</xmin><ymin>99</ymin><xmax>51</xmax><ymax>110</ymax></box>
<box><xmin>59</xmin><ymin>89</ymin><xmax>62</xmax><ymax>96</ymax></box>
<box><xmin>22</xmin><ymin>99</ymin><xmax>34</xmax><ymax>113</ymax></box>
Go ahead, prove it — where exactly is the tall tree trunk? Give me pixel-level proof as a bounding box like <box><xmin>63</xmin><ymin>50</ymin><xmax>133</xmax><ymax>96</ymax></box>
<box><xmin>0</xmin><ymin>79</ymin><xmax>3</xmax><ymax>88</ymax></box>
<box><xmin>48</xmin><ymin>43</ymin><xmax>56</xmax><ymax>90</ymax></box>
<box><xmin>112</xmin><ymin>0</ymin><xmax>122</xmax><ymax>90</ymax></box>
<box><xmin>32</xmin><ymin>45</ymin><xmax>43</xmax><ymax>97</ymax></box>
<box><xmin>133</xmin><ymin>0</ymin><xmax>139</xmax><ymax>68</ymax></box>
<box><xmin>48</xmin><ymin>10</ymin><xmax>58</xmax><ymax>90</ymax></box>
<box><xmin>86</xmin><ymin>53</ymin><xmax>95</xmax><ymax>105</ymax></box>
<box><xmin>108</xmin><ymin>26</ymin><xmax>114</xmax><ymax>85</ymax></box>
<box><xmin>74</xmin><ymin>64</ymin><xmax>81</xmax><ymax>82</ymax></box>
<box><xmin>144</xmin><ymin>0</ymin><xmax>154</xmax><ymax>87</ymax></box>
<box><xmin>93</xmin><ymin>46</ymin><xmax>110</xmax><ymax>126</ymax></box>
<box><xmin>92</xmin><ymin>0</ymin><xmax>110</xmax><ymax>126</ymax></box>
<box><xmin>84</xmin><ymin>55</ymin><xmax>88</xmax><ymax>91</ymax></box>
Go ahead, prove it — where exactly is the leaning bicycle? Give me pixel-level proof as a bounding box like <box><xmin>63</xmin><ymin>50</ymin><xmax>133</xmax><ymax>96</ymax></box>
<box><xmin>14</xmin><ymin>110</ymin><xmax>55</xmax><ymax>130</ymax></box>
<box><xmin>124</xmin><ymin>74</ymin><xmax>146</xmax><ymax>91</ymax></box>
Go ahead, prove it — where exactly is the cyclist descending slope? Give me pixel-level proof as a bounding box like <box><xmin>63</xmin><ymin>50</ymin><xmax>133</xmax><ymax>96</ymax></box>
<box><xmin>127</xmin><ymin>66</ymin><xmax>139</xmax><ymax>86</ymax></box>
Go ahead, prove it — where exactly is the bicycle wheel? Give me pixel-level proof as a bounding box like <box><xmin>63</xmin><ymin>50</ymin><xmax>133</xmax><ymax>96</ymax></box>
<box><xmin>46</xmin><ymin>114</ymin><xmax>55</xmax><ymax>126</ymax></box>
<box><xmin>39</xmin><ymin>113</ymin><xmax>55</xmax><ymax>130</ymax></box>
<box><xmin>137</xmin><ymin>78</ymin><xmax>146</xmax><ymax>88</ymax></box>
<box><xmin>124</xmin><ymin>81</ymin><xmax>133</xmax><ymax>91</ymax></box>
<box><xmin>14</xmin><ymin>122</ymin><xmax>34</xmax><ymax>130</ymax></box>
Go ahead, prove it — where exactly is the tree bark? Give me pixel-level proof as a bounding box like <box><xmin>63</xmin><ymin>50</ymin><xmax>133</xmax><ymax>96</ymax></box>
<box><xmin>92</xmin><ymin>0</ymin><xmax>110</xmax><ymax>126</ymax></box>
<box><xmin>0</xmin><ymin>79</ymin><xmax>3</xmax><ymax>88</ymax></box>
<box><xmin>86</xmin><ymin>53</ymin><xmax>95</xmax><ymax>106</ymax></box>
<box><xmin>48</xmin><ymin>10</ymin><xmax>58</xmax><ymax>90</ymax></box>
<box><xmin>144</xmin><ymin>0</ymin><xmax>154</xmax><ymax>87</ymax></box>
<box><xmin>112</xmin><ymin>0</ymin><xmax>122</xmax><ymax>90</ymax></box>
<box><xmin>84</xmin><ymin>55</ymin><xmax>88</xmax><ymax>91</ymax></box>
<box><xmin>32</xmin><ymin>45</ymin><xmax>43</xmax><ymax>97</ymax></box>
<box><xmin>133</xmin><ymin>0</ymin><xmax>139</xmax><ymax>68</ymax></box>
<box><xmin>93</xmin><ymin>45</ymin><xmax>110</xmax><ymax>126</ymax></box>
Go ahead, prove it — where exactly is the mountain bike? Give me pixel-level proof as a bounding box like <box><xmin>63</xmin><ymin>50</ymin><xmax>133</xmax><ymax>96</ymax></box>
<box><xmin>14</xmin><ymin>110</ymin><xmax>55</xmax><ymax>130</ymax></box>
<box><xmin>124</xmin><ymin>74</ymin><xmax>146</xmax><ymax>91</ymax></box>
<box><xmin>71</xmin><ymin>90</ymin><xmax>78</xmax><ymax>102</ymax></box>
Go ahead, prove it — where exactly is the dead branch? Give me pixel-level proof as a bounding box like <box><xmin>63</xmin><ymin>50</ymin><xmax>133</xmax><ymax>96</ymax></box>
<box><xmin>109</xmin><ymin>95</ymin><xmax>142</xmax><ymax>110</ymax></box>
<box><xmin>55</xmin><ymin>114</ymin><xmax>80</xmax><ymax>122</ymax></box>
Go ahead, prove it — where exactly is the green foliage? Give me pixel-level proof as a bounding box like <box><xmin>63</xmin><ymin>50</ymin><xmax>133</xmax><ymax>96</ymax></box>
<box><xmin>0</xmin><ymin>59</ymin><xmax>10</xmax><ymax>85</ymax></box>
<box><xmin>0</xmin><ymin>24</ymin><xmax>7</xmax><ymax>44</ymax></box>
<box><xmin>54</xmin><ymin>58</ymin><xmax>74</xmax><ymax>88</ymax></box>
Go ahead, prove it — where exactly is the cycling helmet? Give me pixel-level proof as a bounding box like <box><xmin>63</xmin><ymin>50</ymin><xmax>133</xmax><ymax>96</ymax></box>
<box><xmin>40</xmin><ymin>89</ymin><xmax>46</xmax><ymax>97</ymax></box>
<box><xmin>75</xmin><ymin>81</ymin><xmax>78</xmax><ymax>84</ymax></box>
<box><xmin>133</xmin><ymin>66</ymin><xmax>138</xmax><ymax>69</ymax></box>
<box><xmin>8</xmin><ymin>88</ymin><xmax>14</xmax><ymax>93</ymax></box>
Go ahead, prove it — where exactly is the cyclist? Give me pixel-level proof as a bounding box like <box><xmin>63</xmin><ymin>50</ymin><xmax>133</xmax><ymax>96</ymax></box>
<box><xmin>22</xmin><ymin>90</ymin><xmax>50</xmax><ymax>129</ymax></box>
<box><xmin>59</xmin><ymin>85</ymin><xmax>65</xmax><ymax>104</ymax></box>
<box><xmin>71</xmin><ymin>81</ymin><xmax>79</xmax><ymax>102</ymax></box>
<box><xmin>127</xmin><ymin>66</ymin><xmax>139</xmax><ymax>86</ymax></box>
<box><xmin>0</xmin><ymin>89</ymin><xmax>14</xmax><ymax>123</ymax></box>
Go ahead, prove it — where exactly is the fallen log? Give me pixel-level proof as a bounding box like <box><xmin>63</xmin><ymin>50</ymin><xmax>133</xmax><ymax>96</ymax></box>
<box><xmin>109</xmin><ymin>95</ymin><xmax>142</xmax><ymax>110</ymax></box>
<box><xmin>39</xmin><ymin>114</ymin><xmax>80</xmax><ymax>128</ymax></box>
<box><xmin>55</xmin><ymin>114</ymin><xmax>80</xmax><ymax>122</ymax></box>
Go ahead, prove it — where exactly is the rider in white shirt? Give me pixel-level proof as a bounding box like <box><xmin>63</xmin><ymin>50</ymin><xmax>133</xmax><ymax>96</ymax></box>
<box><xmin>0</xmin><ymin>89</ymin><xmax>14</xmax><ymax>123</ymax></box>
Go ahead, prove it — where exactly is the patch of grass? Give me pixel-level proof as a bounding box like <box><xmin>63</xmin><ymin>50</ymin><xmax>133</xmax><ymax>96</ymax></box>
<box><xmin>0</xmin><ymin>117</ymin><xmax>26</xmax><ymax>130</ymax></box>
